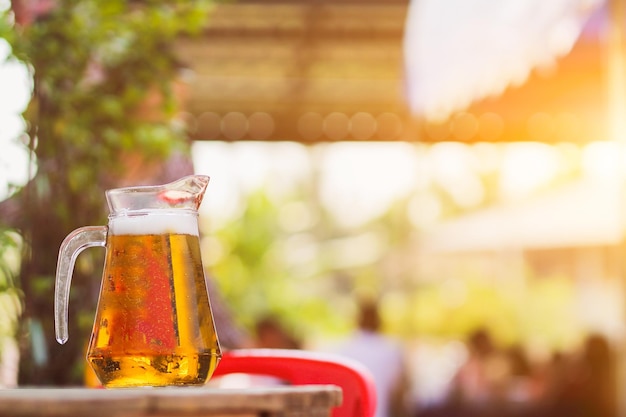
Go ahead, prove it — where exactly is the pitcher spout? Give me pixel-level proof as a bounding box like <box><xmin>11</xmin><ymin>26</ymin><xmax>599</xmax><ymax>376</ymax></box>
<box><xmin>105</xmin><ymin>175</ymin><xmax>210</xmax><ymax>215</ymax></box>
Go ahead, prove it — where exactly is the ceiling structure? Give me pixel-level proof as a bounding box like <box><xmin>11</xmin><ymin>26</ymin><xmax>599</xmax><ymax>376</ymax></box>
<box><xmin>176</xmin><ymin>0</ymin><xmax>413</xmax><ymax>143</ymax></box>
<box><xmin>177</xmin><ymin>0</ymin><xmax>610</xmax><ymax>144</ymax></box>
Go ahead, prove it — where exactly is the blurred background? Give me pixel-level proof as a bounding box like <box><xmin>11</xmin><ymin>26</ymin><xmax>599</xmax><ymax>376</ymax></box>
<box><xmin>1</xmin><ymin>0</ymin><xmax>626</xmax><ymax>416</ymax></box>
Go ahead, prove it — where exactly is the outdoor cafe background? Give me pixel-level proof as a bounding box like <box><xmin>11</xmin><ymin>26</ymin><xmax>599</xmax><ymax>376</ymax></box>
<box><xmin>2</xmin><ymin>0</ymin><xmax>626</xmax><ymax>414</ymax></box>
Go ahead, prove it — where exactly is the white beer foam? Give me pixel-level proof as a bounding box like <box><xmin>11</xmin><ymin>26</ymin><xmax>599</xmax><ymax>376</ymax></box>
<box><xmin>109</xmin><ymin>212</ymin><xmax>199</xmax><ymax>236</ymax></box>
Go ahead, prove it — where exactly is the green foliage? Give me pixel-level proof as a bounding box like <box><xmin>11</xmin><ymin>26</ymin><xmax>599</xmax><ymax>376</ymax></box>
<box><xmin>9</xmin><ymin>0</ymin><xmax>215</xmax><ymax>183</ymax></box>
<box><xmin>0</xmin><ymin>4</ymin><xmax>13</xmax><ymax>42</ymax></box>
<box><xmin>206</xmin><ymin>162</ymin><xmax>585</xmax><ymax>353</ymax></box>
<box><xmin>0</xmin><ymin>0</ymin><xmax>216</xmax><ymax>385</ymax></box>
<box><xmin>399</xmin><ymin>274</ymin><xmax>581</xmax><ymax>351</ymax></box>
<box><xmin>0</xmin><ymin>229</ymin><xmax>23</xmax><ymax>339</ymax></box>
<box><xmin>208</xmin><ymin>190</ymin><xmax>345</xmax><ymax>342</ymax></box>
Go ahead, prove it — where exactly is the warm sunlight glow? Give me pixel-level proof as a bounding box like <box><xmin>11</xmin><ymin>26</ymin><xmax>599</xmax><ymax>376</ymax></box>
<box><xmin>0</xmin><ymin>39</ymin><xmax>33</xmax><ymax>201</ymax></box>
<box><xmin>193</xmin><ymin>141</ymin><xmax>422</xmax><ymax>229</ymax></box>
<box><xmin>429</xmin><ymin>142</ymin><xmax>485</xmax><ymax>208</ymax></box>
<box><xmin>582</xmin><ymin>141</ymin><xmax>626</xmax><ymax>181</ymax></box>
<box><xmin>192</xmin><ymin>141</ymin><xmax>311</xmax><ymax>227</ymax></box>
<box><xmin>317</xmin><ymin>142</ymin><xmax>419</xmax><ymax>228</ymax></box>
<box><xmin>193</xmin><ymin>140</ymin><xmax>626</xmax><ymax>235</ymax></box>
<box><xmin>404</xmin><ymin>0</ymin><xmax>603</xmax><ymax>120</ymax></box>
<box><xmin>499</xmin><ymin>142</ymin><xmax>561</xmax><ymax>201</ymax></box>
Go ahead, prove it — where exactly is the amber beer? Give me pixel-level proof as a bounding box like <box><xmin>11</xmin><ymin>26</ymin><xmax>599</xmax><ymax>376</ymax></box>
<box><xmin>87</xmin><ymin>213</ymin><xmax>221</xmax><ymax>387</ymax></box>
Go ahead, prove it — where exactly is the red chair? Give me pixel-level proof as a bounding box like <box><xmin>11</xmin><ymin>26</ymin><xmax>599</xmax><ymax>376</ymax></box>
<box><xmin>212</xmin><ymin>348</ymin><xmax>377</xmax><ymax>417</ymax></box>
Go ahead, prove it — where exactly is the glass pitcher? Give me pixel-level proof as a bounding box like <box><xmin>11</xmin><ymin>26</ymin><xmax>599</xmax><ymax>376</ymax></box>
<box><xmin>54</xmin><ymin>175</ymin><xmax>221</xmax><ymax>388</ymax></box>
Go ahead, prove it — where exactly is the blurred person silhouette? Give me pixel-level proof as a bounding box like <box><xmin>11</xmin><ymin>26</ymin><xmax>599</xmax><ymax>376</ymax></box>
<box><xmin>254</xmin><ymin>315</ymin><xmax>302</xmax><ymax>350</ymax></box>
<box><xmin>211</xmin><ymin>314</ymin><xmax>300</xmax><ymax>389</ymax></box>
<box><xmin>446</xmin><ymin>328</ymin><xmax>506</xmax><ymax>417</ymax></box>
<box><xmin>541</xmin><ymin>350</ymin><xmax>581</xmax><ymax>417</ymax></box>
<box><xmin>500</xmin><ymin>344</ymin><xmax>545</xmax><ymax>417</ymax></box>
<box><xmin>336</xmin><ymin>297</ymin><xmax>410</xmax><ymax>417</ymax></box>
<box><xmin>504</xmin><ymin>345</ymin><xmax>532</xmax><ymax>399</ymax></box>
<box><xmin>205</xmin><ymin>275</ymin><xmax>252</xmax><ymax>351</ymax></box>
<box><xmin>577</xmin><ymin>333</ymin><xmax>616</xmax><ymax>417</ymax></box>
<box><xmin>541</xmin><ymin>334</ymin><xmax>616</xmax><ymax>417</ymax></box>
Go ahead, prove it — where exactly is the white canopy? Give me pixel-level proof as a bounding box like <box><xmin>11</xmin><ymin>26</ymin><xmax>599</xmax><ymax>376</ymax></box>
<box><xmin>419</xmin><ymin>178</ymin><xmax>625</xmax><ymax>252</ymax></box>
<box><xmin>403</xmin><ymin>0</ymin><xmax>605</xmax><ymax>120</ymax></box>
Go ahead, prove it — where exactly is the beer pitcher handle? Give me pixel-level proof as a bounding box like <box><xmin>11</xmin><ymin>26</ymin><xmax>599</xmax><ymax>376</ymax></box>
<box><xmin>54</xmin><ymin>226</ymin><xmax>107</xmax><ymax>345</ymax></box>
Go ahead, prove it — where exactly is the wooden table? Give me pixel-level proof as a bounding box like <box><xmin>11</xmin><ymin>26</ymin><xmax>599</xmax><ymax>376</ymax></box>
<box><xmin>0</xmin><ymin>385</ymin><xmax>342</xmax><ymax>417</ymax></box>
